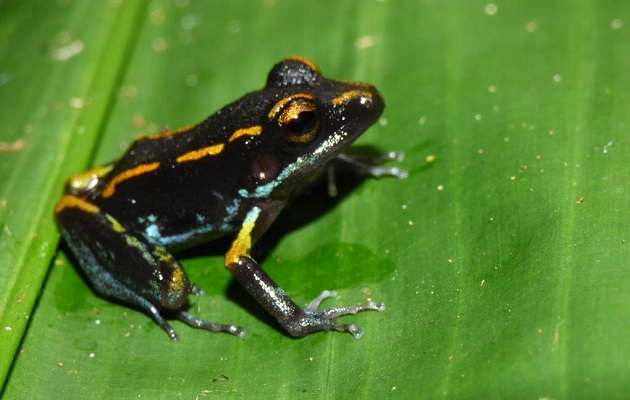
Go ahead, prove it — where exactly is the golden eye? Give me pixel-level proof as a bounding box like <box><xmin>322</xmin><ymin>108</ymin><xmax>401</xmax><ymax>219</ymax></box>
<box><xmin>277</xmin><ymin>97</ymin><xmax>320</xmax><ymax>145</ymax></box>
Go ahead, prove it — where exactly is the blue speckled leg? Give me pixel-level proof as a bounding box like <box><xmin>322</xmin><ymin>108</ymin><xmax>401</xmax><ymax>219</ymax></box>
<box><xmin>224</xmin><ymin>205</ymin><xmax>385</xmax><ymax>338</ymax></box>
<box><xmin>56</xmin><ymin>217</ymin><xmax>182</xmax><ymax>339</ymax></box>
<box><xmin>55</xmin><ymin>195</ymin><xmax>244</xmax><ymax>340</ymax></box>
<box><xmin>227</xmin><ymin>256</ymin><xmax>384</xmax><ymax>338</ymax></box>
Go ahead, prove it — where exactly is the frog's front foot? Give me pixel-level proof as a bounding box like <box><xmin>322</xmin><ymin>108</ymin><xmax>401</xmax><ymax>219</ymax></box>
<box><xmin>286</xmin><ymin>290</ymin><xmax>385</xmax><ymax>339</ymax></box>
<box><xmin>335</xmin><ymin>151</ymin><xmax>408</xmax><ymax>179</ymax></box>
<box><xmin>327</xmin><ymin>151</ymin><xmax>408</xmax><ymax>196</ymax></box>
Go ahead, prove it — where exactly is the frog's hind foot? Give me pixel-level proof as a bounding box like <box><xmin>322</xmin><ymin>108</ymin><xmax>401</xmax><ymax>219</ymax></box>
<box><xmin>176</xmin><ymin>311</ymin><xmax>246</xmax><ymax>337</ymax></box>
<box><xmin>300</xmin><ymin>290</ymin><xmax>385</xmax><ymax>339</ymax></box>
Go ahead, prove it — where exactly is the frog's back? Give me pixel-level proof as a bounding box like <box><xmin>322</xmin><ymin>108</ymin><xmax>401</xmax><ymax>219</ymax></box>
<box><xmin>81</xmin><ymin>56</ymin><xmax>385</xmax><ymax>247</ymax></box>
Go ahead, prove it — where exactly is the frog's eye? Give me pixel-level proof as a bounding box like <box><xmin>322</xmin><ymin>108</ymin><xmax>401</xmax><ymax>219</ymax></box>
<box><xmin>276</xmin><ymin>97</ymin><xmax>321</xmax><ymax>145</ymax></box>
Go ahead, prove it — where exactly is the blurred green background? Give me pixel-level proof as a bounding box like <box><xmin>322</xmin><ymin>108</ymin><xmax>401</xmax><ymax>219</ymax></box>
<box><xmin>1</xmin><ymin>0</ymin><xmax>629</xmax><ymax>398</ymax></box>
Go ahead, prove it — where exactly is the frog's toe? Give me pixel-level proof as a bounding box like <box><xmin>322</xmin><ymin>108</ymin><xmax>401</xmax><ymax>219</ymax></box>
<box><xmin>191</xmin><ymin>284</ymin><xmax>206</xmax><ymax>296</ymax></box>
<box><xmin>378</xmin><ymin>150</ymin><xmax>405</xmax><ymax>163</ymax></box>
<box><xmin>176</xmin><ymin>311</ymin><xmax>246</xmax><ymax>337</ymax></box>
<box><xmin>288</xmin><ymin>290</ymin><xmax>385</xmax><ymax>338</ymax></box>
<box><xmin>306</xmin><ymin>290</ymin><xmax>385</xmax><ymax>316</ymax></box>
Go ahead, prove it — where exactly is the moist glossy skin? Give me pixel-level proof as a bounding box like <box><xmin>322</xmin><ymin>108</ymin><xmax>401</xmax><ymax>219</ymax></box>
<box><xmin>55</xmin><ymin>56</ymin><xmax>399</xmax><ymax>340</ymax></box>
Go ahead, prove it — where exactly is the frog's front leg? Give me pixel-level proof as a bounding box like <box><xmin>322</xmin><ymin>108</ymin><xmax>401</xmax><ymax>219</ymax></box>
<box><xmin>326</xmin><ymin>151</ymin><xmax>408</xmax><ymax>196</ymax></box>
<box><xmin>225</xmin><ymin>207</ymin><xmax>384</xmax><ymax>338</ymax></box>
<box><xmin>55</xmin><ymin>195</ymin><xmax>245</xmax><ymax>340</ymax></box>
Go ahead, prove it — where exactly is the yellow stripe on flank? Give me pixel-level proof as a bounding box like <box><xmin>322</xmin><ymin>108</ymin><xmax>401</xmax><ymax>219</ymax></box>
<box><xmin>228</xmin><ymin>126</ymin><xmax>262</xmax><ymax>142</ymax></box>
<box><xmin>153</xmin><ymin>246</ymin><xmax>174</xmax><ymax>263</ymax></box>
<box><xmin>332</xmin><ymin>90</ymin><xmax>374</xmax><ymax>106</ymax></box>
<box><xmin>268</xmin><ymin>93</ymin><xmax>315</xmax><ymax>119</ymax></box>
<box><xmin>102</xmin><ymin>162</ymin><xmax>160</xmax><ymax>198</ymax></box>
<box><xmin>55</xmin><ymin>195</ymin><xmax>100</xmax><ymax>214</ymax></box>
<box><xmin>106</xmin><ymin>214</ymin><xmax>126</xmax><ymax>233</ymax></box>
<box><xmin>175</xmin><ymin>143</ymin><xmax>225</xmax><ymax>163</ymax></box>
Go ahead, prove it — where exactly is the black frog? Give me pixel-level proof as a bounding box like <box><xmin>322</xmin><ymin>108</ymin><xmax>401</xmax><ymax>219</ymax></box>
<box><xmin>55</xmin><ymin>56</ymin><xmax>405</xmax><ymax>340</ymax></box>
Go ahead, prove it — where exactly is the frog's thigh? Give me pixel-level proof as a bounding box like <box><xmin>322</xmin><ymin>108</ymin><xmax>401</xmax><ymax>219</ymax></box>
<box><xmin>55</xmin><ymin>195</ymin><xmax>191</xmax><ymax>312</ymax></box>
<box><xmin>58</xmin><ymin>226</ymin><xmax>162</xmax><ymax>321</ymax></box>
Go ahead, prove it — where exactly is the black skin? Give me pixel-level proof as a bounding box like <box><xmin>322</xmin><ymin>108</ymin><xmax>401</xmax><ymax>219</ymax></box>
<box><xmin>55</xmin><ymin>56</ymin><xmax>405</xmax><ymax>340</ymax></box>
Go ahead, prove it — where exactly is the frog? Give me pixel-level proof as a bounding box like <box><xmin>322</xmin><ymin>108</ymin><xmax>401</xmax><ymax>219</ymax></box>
<box><xmin>55</xmin><ymin>56</ymin><xmax>406</xmax><ymax>341</ymax></box>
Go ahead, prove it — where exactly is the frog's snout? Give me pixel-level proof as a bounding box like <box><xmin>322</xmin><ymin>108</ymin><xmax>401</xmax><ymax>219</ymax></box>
<box><xmin>360</xmin><ymin>87</ymin><xmax>384</xmax><ymax>115</ymax></box>
<box><xmin>331</xmin><ymin>86</ymin><xmax>384</xmax><ymax>125</ymax></box>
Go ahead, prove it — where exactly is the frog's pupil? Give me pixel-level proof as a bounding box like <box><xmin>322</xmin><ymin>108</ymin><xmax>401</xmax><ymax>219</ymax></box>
<box><xmin>289</xmin><ymin>111</ymin><xmax>317</xmax><ymax>135</ymax></box>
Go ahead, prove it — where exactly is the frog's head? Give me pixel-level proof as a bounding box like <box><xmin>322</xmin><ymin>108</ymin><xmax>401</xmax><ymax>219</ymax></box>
<box><xmin>245</xmin><ymin>56</ymin><xmax>384</xmax><ymax>199</ymax></box>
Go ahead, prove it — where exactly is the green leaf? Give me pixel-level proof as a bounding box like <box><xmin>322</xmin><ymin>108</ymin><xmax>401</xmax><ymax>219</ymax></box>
<box><xmin>2</xmin><ymin>0</ymin><xmax>630</xmax><ymax>398</ymax></box>
<box><xmin>0</xmin><ymin>0</ymin><xmax>146</xmax><ymax>385</ymax></box>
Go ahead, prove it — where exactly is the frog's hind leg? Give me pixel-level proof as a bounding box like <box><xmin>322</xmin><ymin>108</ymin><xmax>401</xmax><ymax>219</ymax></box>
<box><xmin>55</xmin><ymin>195</ymin><xmax>244</xmax><ymax>340</ymax></box>
<box><xmin>55</xmin><ymin>195</ymin><xmax>186</xmax><ymax>339</ymax></box>
<box><xmin>64</xmin><ymin>236</ymin><xmax>181</xmax><ymax>339</ymax></box>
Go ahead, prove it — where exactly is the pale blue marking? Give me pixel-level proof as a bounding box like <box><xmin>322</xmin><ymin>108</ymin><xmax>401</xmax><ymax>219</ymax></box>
<box><xmin>243</xmin><ymin>206</ymin><xmax>261</xmax><ymax>225</ymax></box>
<box><xmin>145</xmin><ymin>224</ymin><xmax>160</xmax><ymax>239</ymax></box>
<box><xmin>142</xmin><ymin>199</ymin><xmax>242</xmax><ymax>247</ymax></box>
<box><xmin>238</xmin><ymin>131</ymin><xmax>347</xmax><ymax>199</ymax></box>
